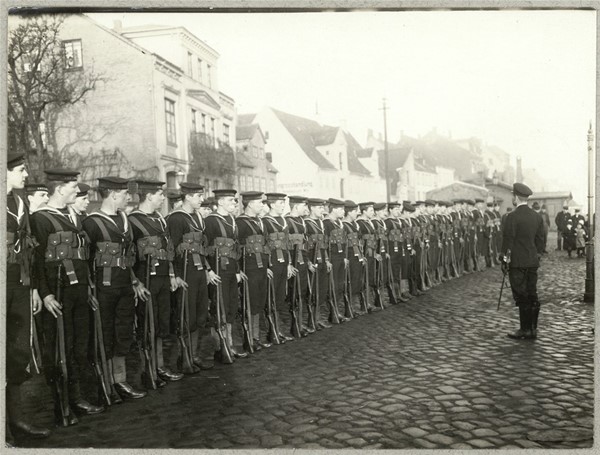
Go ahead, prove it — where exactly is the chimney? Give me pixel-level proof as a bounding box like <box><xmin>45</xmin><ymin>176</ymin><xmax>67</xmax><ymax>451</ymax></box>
<box><xmin>516</xmin><ymin>156</ymin><xmax>523</xmax><ymax>183</ymax></box>
<box><xmin>113</xmin><ymin>20</ymin><xmax>122</xmax><ymax>33</ymax></box>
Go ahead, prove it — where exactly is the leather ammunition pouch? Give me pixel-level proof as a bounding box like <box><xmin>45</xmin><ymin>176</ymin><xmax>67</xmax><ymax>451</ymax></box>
<box><xmin>346</xmin><ymin>231</ymin><xmax>363</xmax><ymax>259</ymax></box>
<box><xmin>307</xmin><ymin>233</ymin><xmax>327</xmax><ymax>263</ymax></box>
<box><xmin>288</xmin><ymin>233</ymin><xmax>306</xmax><ymax>264</ymax></box>
<box><xmin>45</xmin><ymin>230</ymin><xmax>89</xmax><ymax>285</ymax></box>
<box><xmin>388</xmin><ymin>229</ymin><xmax>404</xmax><ymax>253</ymax></box>
<box><xmin>209</xmin><ymin>237</ymin><xmax>238</xmax><ymax>270</ymax></box>
<box><xmin>363</xmin><ymin>233</ymin><xmax>376</xmax><ymax>256</ymax></box>
<box><xmin>267</xmin><ymin>231</ymin><xmax>287</xmax><ymax>263</ymax></box>
<box><xmin>179</xmin><ymin>232</ymin><xmax>207</xmax><ymax>271</ymax></box>
<box><xmin>243</xmin><ymin>234</ymin><xmax>268</xmax><ymax>268</ymax></box>
<box><xmin>95</xmin><ymin>241</ymin><xmax>136</xmax><ymax>286</ymax></box>
<box><xmin>328</xmin><ymin>228</ymin><xmax>345</xmax><ymax>254</ymax></box>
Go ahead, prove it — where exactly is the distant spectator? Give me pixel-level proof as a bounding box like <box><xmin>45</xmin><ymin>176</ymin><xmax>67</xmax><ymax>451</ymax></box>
<box><xmin>555</xmin><ymin>205</ymin><xmax>571</xmax><ymax>251</ymax></box>
<box><xmin>540</xmin><ymin>204</ymin><xmax>550</xmax><ymax>253</ymax></box>
<box><xmin>562</xmin><ymin>218</ymin><xmax>576</xmax><ymax>258</ymax></box>
<box><xmin>575</xmin><ymin>220</ymin><xmax>588</xmax><ymax>257</ymax></box>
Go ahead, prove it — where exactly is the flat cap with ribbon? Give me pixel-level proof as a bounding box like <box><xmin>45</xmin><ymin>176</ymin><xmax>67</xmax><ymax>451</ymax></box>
<box><xmin>98</xmin><ymin>176</ymin><xmax>129</xmax><ymax>190</ymax></box>
<box><xmin>44</xmin><ymin>168</ymin><xmax>80</xmax><ymax>182</ymax></box>
<box><xmin>179</xmin><ymin>182</ymin><xmax>205</xmax><ymax>194</ymax></box>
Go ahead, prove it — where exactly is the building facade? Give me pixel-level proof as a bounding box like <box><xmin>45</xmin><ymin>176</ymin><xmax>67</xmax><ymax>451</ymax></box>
<box><xmin>28</xmin><ymin>14</ymin><xmax>237</xmax><ymax>200</ymax></box>
<box><xmin>235</xmin><ymin>122</ymin><xmax>278</xmax><ymax>193</ymax></box>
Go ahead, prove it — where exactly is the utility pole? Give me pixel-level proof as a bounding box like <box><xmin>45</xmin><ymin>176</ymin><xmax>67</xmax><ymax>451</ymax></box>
<box><xmin>380</xmin><ymin>98</ymin><xmax>391</xmax><ymax>202</ymax></box>
<box><xmin>584</xmin><ymin>121</ymin><xmax>595</xmax><ymax>303</ymax></box>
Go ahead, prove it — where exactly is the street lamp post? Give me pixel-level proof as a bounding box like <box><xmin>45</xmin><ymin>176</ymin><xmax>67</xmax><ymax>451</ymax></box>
<box><xmin>583</xmin><ymin>122</ymin><xmax>594</xmax><ymax>303</ymax></box>
<box><xmin>381</xmin><ymin>98</ymin><xmax>390</xmax><ymax>203</ymax></box>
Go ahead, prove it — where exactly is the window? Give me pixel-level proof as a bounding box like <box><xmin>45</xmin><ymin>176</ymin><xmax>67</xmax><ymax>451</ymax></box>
<box><xmin>64</xmin><ymin>40</ymin><xmax>83</xmax><ymax>70</ymax></box>
<box><xmin>204</xmin><ymin>178</ymin><xmax>211</xmax><ymax>194</ymax></box>
<box><xmin>201</xmin><ymin>113</ymin><xmax>207</xmax><ymax>134</ymax></box>
<box><xmin>210</xmin><ymin>117</ymin><xmax>215</xmax><ymax>138</ymax></box>
<box><xmin>269</xmin><ymin>179</ymin><xmax>275</xmax><ymax>192</ymax></box>
<box><xmin>261</xmin><ymin>178</ymin><xmax>266</xmax><ymax>192</ymax></box>
<box><xmin>164</xmin><ymin>98</ymin><xmax>177</xmax><ymax>145</ymax></box>
<box><xmin>252</xmin><ymin>146</ymin><xmax>258</xmax><ymax>158</ymax></box>
<box><xmin>339</xmin><ymin>152</ymin><xmax>343</xmax><ymax>170</ymax></box>
<box><xmin>223</xmin><ymin>123</ymin><xmax>230</xmax><ymax>145</ymax></box>
<box><xmin>243</xmin><ymin>145</ymin><xmax>248</xmax><ymax>152</ymax></box>
<box><xmin>239</xmin><ymin>175</ymin><xmax>245</xmax><ymax>191</ymax></box>
<box><xmin>187</xmin><ymin>51</ymin><xmax>193</xmax><ymax>77</ymax></box>
<box><xmin>207</xmin><ymin>64</ymin><xmax>212</xmax><ymax>88</ymax></box>
<box><xmin>197</xmin><ymin>58</ymin><xmax>202</xmax><ymax>82</ymax></box>
<box><xmin>213</xmin><ymin>179</ymin><xmax>219</xmax><ymax>191</ymax></box>
<box><xmin>191</xmin><ymin>108</ymin><xmax>197</xmax><ymax>133</ymax></box>
<box><xmin>254</xmin><ymin>177</ymin><xmax>260</xmax><ymax>191</ymax></box>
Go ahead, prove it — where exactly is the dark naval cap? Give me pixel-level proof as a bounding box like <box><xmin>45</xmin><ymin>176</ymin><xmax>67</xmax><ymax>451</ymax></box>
<box><xmin>44</xmin><ymin>168</ymin><xmax>80</xmax><ymax>182</ymax></box>
<box><xmin>474</xmin><ymin>198</ymin><xmax>485</xmax><ymax>203</ymax></box>
<box><xmin>134</xmin><ymin>180</ymin><xmax>165</xmax><ymax>192</ymax></box>
<box><xmin>179</xmin><ymin>182</ymin><xmax>205</xmax><ymax>194</ymax></box>
<box><xmin>387</xmin><ymin>201</ymin><xmax>402</xmax><ymax>208</ymax></box>
<box><xmin>344</xmin><ymin>200</ymin><xmax>358</xmax><ymax>209</ymax></box>
<box><xmin>7</xmin><ymin>151</ymin><xmax>26</xmax><ymax>169</ymax></box>
<box><xmin>327</xmin><ymin>198</ymin><xmax>345</xmax><ymax>208</ymax></box>
<box><xmin>201</xmin><ymin>197</ymin><xmax>216</xmax><ymax>207</ymax></box>
<box><xmin>25</xmin><ymin>183</ymin><xmax>48</xmax><ymax>193</ymax></box>
<box><xmin>358</xmin><ymin>201</ymin><xmax>375</xmax><ymax>211</ymax></box>
<box><xmin>373</xmin><ymin>202</ymin><xmax>387</xmax><ymax>211</ymax></box>
<box><xmin>402</xmin><ymin>201</ymin><xmax>415</xmax><ymax>212</ymax></box>
<box><xmin>265</xmin><ymin>192</ymin><xmax>287</xmax><ymax>201</ymax></box>
<box><xmin>213</xmin><ymin>188</ymin><xmax>237</xmax><ymax>198</ymax></box>
<box><xmin>76</xmin><ymin>183</ymin><xmax>90</xmax><ymax>197</ymax></box>
<box><xmin>307</xmin><ymin>198</ymin><xmax>326</xmax><ymax>207</ymax></box>
<box><xmin>288</xmin><ymin>195</ymin><xmax>308</xmax><ymax>205</ymax></box>
<box><xmin>98</xmin><ymin>176</ymin><xmax>129</xmax><ymax>190</ymax></box>
<box><xmin>240</xmin><ymin>191</ymin><xmax>263</xmax><ymax>201</ymax></box>
<box><xmin>512</xmin><ymin>182</ymin><xmax>533</xmax><ymax>198</ymax></box>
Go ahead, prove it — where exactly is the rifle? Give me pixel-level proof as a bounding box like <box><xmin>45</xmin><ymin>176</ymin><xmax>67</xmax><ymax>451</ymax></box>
<box><xmin>289</xmin><ymin>244</ymin><xmax>303</xmax><ymax>338</ymax></box>
<box><xmin>373</xmin><ymin>235</ymin><xmax>384</xmax><ymax>309</ymax></box>
<box><xmin>306</xmin><ymin>244</ymin><xmax>318</xmax><ymax>331</ymax></box>
<box><xmin>54</xmin><ymin>263</ymin><xmax>71</xmax><ymax>426</ymax></box>
<box><xmin>29</xmin><ymin>289</ymin><xmax>42</xmax><ymax>374</ymax></box>
<box><xmin>343</xmin><ymin>263</ymin><xmax>355</xmax><ymax>319</ymax></box>
<box><xmin>361</xmin><ymin>246</ymin><xmax>371</xmax><ymax>313</ymax></box>
<box><xmin>178</xmin><ymin>249</ymin><xmax>195</xmax><ymax>373</ymax></box>
<box><xmin>214</xmin><ymin>248</ymin><xmax>233</xmax><ymax>363</ymax></box>
<box><xmin>265</xmin><ymin>276</ymin><xmax>281</xmax><ymax>344</ymax></box>
<box><xmin>240</xmin><ymin>253</ymin><xmax>254</xmax><ymax>352</ymax></box>
<box><xmin>89</xmin><ymin>267</ymin><xmax>111</xmax><ymax>405</ymax></box>
<box><xmin>142</xmin><ymin>257</ymin><xmax>158</xmax><ymax>389</ymax></box>
<box><xmin>497</xmin><ymin>249</ymin><xmax>511</xmax><ymax>311</ymax></box>
<box><xmin>385</xmin><ymin>254</ymin><xmax>398</xmax><ymax>305</ymax></box>
<box><xmin>328</xmin><ymin>270</ymin><xmax>341</xmax><ymax>324</ymax></box>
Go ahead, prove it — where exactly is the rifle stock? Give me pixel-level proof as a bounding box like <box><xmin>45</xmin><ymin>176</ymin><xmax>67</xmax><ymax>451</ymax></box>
<box><xmin>54</xmin><ymin>263</ymin><xmax>70</xmax><ymax>426</ymax></box>
<box><xmin>343</xmin><ymin>264</ymin><xmax>355</xmax><ymax>319</ymax></box>
<box><xmin>29</xmin><ymin>289</ymin><xmax>42</xmax><ymax>374</ymax></box>
<box><xmin>265</xmin><ymin>277</ymin><xmax>281</xmax><ymax>344</ymax></box>
<box><xmin>328</xmin><ymin>271</ymin><xmax>341</xmax><ymax>324</ymax></box>
<box><xmin>240</xmin><ymin>253</ymin><xmax>254</xmax><ymax>352</ymax></box>
<box><xmin>143</xmin><ymin>258</ymin><xmax>158</xmax><ymax>389</ymax></box>
<box><xmin>289</xmin><ymin>246</ymin><xmax>302</xmax><ymax>338</ymax></box>
<box><xmin>214</xmin><ymin>249</ymin><xmax>233</xmax><ymax>364</ymax></box>
<box><xmin>178</xmin><ymin>250</ymin><xmax>195</xmax><ymax>372</ymax></box>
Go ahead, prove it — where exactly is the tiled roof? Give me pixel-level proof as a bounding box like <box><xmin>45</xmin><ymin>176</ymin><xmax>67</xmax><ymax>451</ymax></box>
<box><xmin>271</xmin><ymin>108</ymin><xmax>336</xmax><ymax>170</ymax></box>
<box><xmin>267</xmin><ymin>162</ymin><xmax>279</xmax><ymax>173</ymax></box>
<box><xmin>236</xmin><ymin>152</ymin><xmax>255</xmax><ymax>169</ymax></box>
<box><xmin>343</xmin><ymin>132</ymin><xmax>371</xmax><ymax>176</ymax></box>
<box><xmin>356</xmin><ymin>147</ymin><xmax>374</xmax><ymax>158</ymax></box>
<box><xmin>312</xmin><ymin>126</ymin><xmax>339</xmax><ymax>146</ymax></box>
<box><xmin>236</xmin><ymin>124</ymin><xmax>259</xmax><ymax>141</ymax></box>
<box><xmin>377</xmin><ymin>147</ymin><xmax>412</xmax><ymax>179</ymax></box>
<box><xmin>237</xmin><ymin>113</ymin><xmax>256</xmax><ymax>126</ymax></box>
<box><xmin>398</xmin><ymin>134</ymin><xmax>474</xmax><ymax>178</ymax></box>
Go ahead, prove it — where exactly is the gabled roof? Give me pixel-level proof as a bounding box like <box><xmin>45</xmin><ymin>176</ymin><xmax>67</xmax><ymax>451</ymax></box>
<box><xmin>312</xmin><ymin>126</ymin><xmax>339</xmax><ymax>146</ymax></box>
<box><xmin>270</xmin><ymin>108</ymin><xmax>336</xmax><ymax>170</ymax></box>
<box><xmin>236</xmin><ymin>152</ymin><xmax>255</xmax><ymax>169</ymax></box>
<box><xmin>356</xmin><ymin>147</ymin><xmax>374</xmax><ymax>158</ymax></box>
<box><xmin>343</xmin><ymin>132</ymin><xmax>371</xmax><ymax>176</ymax></box>
<box><xmin>236</xmin><ymin>124</ymin><xmax>261</xmax><ymax>142</ymax></box>
<box><xmin>237</xmin><ymin>113</ymin><xmax>257</xmax><ymax>126</ymax></box>
<box><xmin>398</xmin><ymin>134</ymin><xmax>475</xmax><ymax>178</ymax></box>
<box><xmin>378</xmin><ymin>147</ymin><xmax>412</xmax><ymax>178</ymax></box>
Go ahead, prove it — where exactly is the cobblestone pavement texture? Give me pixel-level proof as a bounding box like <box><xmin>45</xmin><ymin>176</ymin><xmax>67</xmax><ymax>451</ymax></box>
<box><xmin>14</xmin><ymin>233</ymin><xmax>595</xmax><ymax>449</ymax></box>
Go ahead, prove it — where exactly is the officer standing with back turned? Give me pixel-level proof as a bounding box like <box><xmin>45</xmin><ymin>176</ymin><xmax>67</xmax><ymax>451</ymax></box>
<box><xmin>501</xmin><ymin>183</ymin><xmax>545</xmax><ymax>340</ymax></box>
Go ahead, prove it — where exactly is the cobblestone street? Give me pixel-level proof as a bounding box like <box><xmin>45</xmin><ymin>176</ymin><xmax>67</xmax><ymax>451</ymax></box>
<box><xmin>16</xmin><ymin>233</ymin><xmax>594</xmax><ymax>449</ymax></box>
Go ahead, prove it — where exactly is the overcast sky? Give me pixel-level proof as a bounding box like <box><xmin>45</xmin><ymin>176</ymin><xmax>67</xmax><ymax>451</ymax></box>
<box><xmin>90</xmin><ymin>10</ymin><xmax>596</xmax><ymax>205</ymax></box>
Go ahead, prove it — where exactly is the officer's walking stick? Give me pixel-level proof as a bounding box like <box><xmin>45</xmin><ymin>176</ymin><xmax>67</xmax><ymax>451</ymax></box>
<box><xmin>497</xmin><ymin>250</ymin><xmax>511</xmax><ymax>311</ymax></box>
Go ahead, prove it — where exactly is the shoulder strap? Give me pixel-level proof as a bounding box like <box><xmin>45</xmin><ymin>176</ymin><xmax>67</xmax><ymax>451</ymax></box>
<box><xmin>35</xmin><ymin>209</ymin><xmax>66</xmax><ymax>232</ymax></box>
<box><xmin>128</xmin><ymin>214</ymin><xmax>152</xmax><ymax>238</ymax></box>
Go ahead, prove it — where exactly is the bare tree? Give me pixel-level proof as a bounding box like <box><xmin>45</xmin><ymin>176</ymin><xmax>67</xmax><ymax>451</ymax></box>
<box><xmin>8</xmin><ymin>13</ymin><xmax>104</xmax><ymax>178</ymax></box>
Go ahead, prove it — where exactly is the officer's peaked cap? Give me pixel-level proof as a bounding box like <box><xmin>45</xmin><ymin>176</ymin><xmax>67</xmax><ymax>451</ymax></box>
<box><xmin>512</xmin><ymin>182</ymin><xmax>533</xmax><ymax>198</ymax></box>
